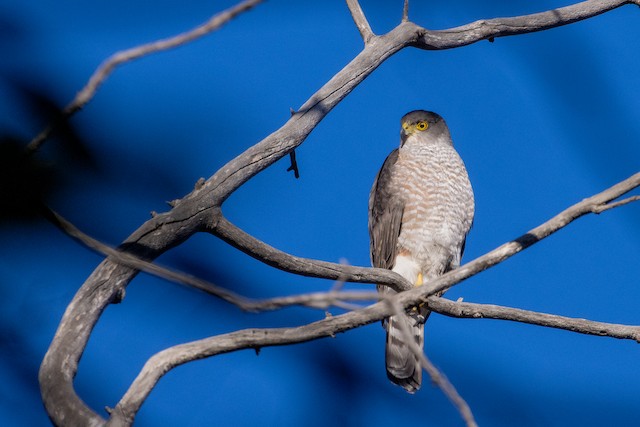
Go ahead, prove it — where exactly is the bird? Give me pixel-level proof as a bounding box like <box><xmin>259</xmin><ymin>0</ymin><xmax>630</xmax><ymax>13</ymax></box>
<box><xmin>368</xmin><ymin>110</ymin><xmax>474</xmax><ymax>393</ymax></box>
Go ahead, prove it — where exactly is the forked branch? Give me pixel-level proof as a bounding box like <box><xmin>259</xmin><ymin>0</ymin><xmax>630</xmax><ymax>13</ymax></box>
<box><xmin>346</xmin><ymin>0</ymin><xmax>375</xmax><ymax>42</ymax></box>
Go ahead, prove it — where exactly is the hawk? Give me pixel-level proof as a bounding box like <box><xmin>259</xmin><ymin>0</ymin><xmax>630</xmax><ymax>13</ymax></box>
<box><xmin>368</xmin><ymin>110</ymin><xmax>474</xmax><ymax>393</ymax></box>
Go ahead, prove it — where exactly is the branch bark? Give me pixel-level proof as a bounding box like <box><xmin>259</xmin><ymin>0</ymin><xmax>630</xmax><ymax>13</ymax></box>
<box><xmin>38</xmin><ymin>1</ymin><xmax>639</xmax><ymax>426</ymax></box>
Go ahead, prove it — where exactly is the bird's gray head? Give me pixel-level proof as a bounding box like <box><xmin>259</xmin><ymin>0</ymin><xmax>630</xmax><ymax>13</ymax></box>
<box><xmin>400</xmin><ymin>110</ymin><xmax>451</xmax><ymax>148</ymax></box>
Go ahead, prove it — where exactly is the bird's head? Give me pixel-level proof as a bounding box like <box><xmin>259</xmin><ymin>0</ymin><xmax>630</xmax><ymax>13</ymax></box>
<box><xmin>400</xmin><ymin>110</ymin><xmax>451</xmax><ymax>147</ymax></box>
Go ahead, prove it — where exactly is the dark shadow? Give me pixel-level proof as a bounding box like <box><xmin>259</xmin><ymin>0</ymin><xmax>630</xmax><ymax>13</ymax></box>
<box><xmin>0</xmin><ymin>77</ymin><xmax>97</xmax><ymax>222</ymax></box>
<box><xmin>0</xmin><ymin>136</ymin><xmax>55</xmax><ymax>221</ymax></box>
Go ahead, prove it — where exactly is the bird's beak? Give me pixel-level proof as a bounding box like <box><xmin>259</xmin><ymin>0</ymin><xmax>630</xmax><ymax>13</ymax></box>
<box><xmin>400</xmin><ymin>123</ymin><xmax>410</xmax><ymax>146</ymax></box>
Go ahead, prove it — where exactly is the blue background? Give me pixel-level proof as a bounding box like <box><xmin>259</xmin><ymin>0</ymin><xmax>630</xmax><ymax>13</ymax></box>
<box><xmin>1</xmin><ymin>1</ymin><xmax>639</xmax><ymax>426</ymax></box>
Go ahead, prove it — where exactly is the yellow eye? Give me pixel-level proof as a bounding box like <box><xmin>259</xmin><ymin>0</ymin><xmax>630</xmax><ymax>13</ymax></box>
<box><xmin>415</xmin><ymin>121</ymin><xmax>428</xmax><ymax>131</ymax></box>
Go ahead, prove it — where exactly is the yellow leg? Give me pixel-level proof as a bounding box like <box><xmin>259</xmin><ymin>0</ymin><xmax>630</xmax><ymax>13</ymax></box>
<box><xmin>409</xmin><ymin>272</ymin><xmax>425</xmax><ymax>316</ymax></box>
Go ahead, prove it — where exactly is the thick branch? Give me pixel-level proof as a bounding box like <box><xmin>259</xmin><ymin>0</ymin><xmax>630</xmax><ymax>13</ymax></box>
<box><xmin>427</xmin><ymin>297</ymin><xmax>640</xmax><ymax>342</ymax></box>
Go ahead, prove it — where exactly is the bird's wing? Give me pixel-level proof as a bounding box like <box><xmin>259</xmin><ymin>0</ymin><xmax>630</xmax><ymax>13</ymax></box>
<box><xmin>368</xmin><ymin>148</ymin><xmax>404</xmax><ymax>271</ymax></box>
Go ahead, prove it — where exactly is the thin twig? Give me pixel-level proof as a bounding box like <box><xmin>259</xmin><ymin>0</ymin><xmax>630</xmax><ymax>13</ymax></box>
<box><xmin>346</xmin><ymin>0</ymin><xmax>374</xmax><ymax>42</ymax></box>
<box><xmin>427</xmin><ymin>297</ymin><xmax>640</xmax><ymax>342</ymax></box>
<box><xmin>402</xmin><ymin>0</ymin><xmax>409</xmax><ymax>22</ymax></box>
<box><xmin>25</xmin><ymin>0</ymin><xmax>263</xmax><ymax>154</ymax></box>
<box><xmin>592</xmin><ymin>195</ymin><xmax>640</xmax><ymax>213</ymax></box>
<box><xmin>253</xmin><ymin>290</ymin><xmax>379</xmax><ymax>311</ymax></box>
<box><xmin>286</xmin><ymin>150</ymin><xmax>300</xmax><ymax>178</ymax></box>
<box><xmin>386</xmin><ymin>299</ymin><xmax>477</xmax><ymax>427</ymax></box>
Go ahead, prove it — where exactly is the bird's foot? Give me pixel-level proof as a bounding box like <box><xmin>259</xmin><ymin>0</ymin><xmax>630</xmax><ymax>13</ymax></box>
<box><xmin>407</xmin><ymin>306</ymin><xmax>426</xmax><ymax>326</ymax></box>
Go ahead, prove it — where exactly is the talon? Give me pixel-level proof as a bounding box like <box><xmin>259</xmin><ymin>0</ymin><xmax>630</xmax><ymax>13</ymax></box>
<box><xmin>415</xmin><ymin>272</ymin><xmax>423</xmax><ymax>287</ymax></box>
<box><xmin>407</xmin><ymin>308</ymin><xmax>426</xmax><ymax>325</ymax></box>
<box><xmin>409</xmin><ymin>311</ymin><xmax>426</xmax><ymax>326</ymax></box>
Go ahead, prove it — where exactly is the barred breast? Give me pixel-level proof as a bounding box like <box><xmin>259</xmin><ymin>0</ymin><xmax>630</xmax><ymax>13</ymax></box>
<box><xmin>394</xmin><ymin>142</ymin><xmax>474</xmax><ymax>275</ymax></box>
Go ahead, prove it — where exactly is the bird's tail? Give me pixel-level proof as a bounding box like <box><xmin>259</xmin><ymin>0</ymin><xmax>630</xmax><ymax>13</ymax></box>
<box><xmin>385</xmin><ymin>311</ymin><xmax>424</xmax><ymax>393</ymax></box>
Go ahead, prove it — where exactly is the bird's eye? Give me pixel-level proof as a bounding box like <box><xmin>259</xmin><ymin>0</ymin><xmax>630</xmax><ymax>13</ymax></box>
<box><xmin>416</xmin><ymin>121</ymin><xmax>428</xmax><ymax>131</ymax></box>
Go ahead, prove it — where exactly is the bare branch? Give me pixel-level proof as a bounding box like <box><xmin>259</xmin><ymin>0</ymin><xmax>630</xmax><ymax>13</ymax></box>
<box><xmin>245</xmin><ymin>290</ymin><xmax>379</xmax><ymax>312</ymax></box>
<box><xmin>412</xmin><ymin>0</ymin><xmax>634</xmax><ymax>50</ymax></box>
<box><xmin>402</xmin><ymin>0</ymin><xmax>409</xmax><ymax>22</ymax></box>
<box><xmin>60</xmin><ymin>188</ymin><xmax>631</xmax><ymax>337</ymax></box>
<box><xmin>209</xmin><ymin>172</ymin><xmax>640</xmax><ymax>310</ymax></box>
<box><xmin>427</xmin><ymin>297</ymin><xmax>640</xmax><ymax>342</ymax></box>
<box><xmin>386</xmin><ymin>299</ymin><xmax>477</xmax><ymax>427</ymax></box>
<box><xmin>25</xmin><ymin>0</ymin><xmax>263</xmax><ymax>154</ymax></box>
<box><xmin>346</xmin><ymin>0</ymin><xmax>375</xmax><ymax>42</ymax></box>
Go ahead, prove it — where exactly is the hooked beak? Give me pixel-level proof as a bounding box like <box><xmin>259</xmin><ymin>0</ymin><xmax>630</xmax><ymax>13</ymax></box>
<box><xmin>400</xmin><ymin>123</ymin><xmax>410</xmax><ymax>146</ymax></box>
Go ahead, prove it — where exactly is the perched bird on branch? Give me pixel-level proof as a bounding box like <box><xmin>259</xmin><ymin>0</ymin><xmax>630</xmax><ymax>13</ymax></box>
<box><xmin>369</xmin><ymin>110</ymin><xmax>474</xmax><ymax>392</ymax></box>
